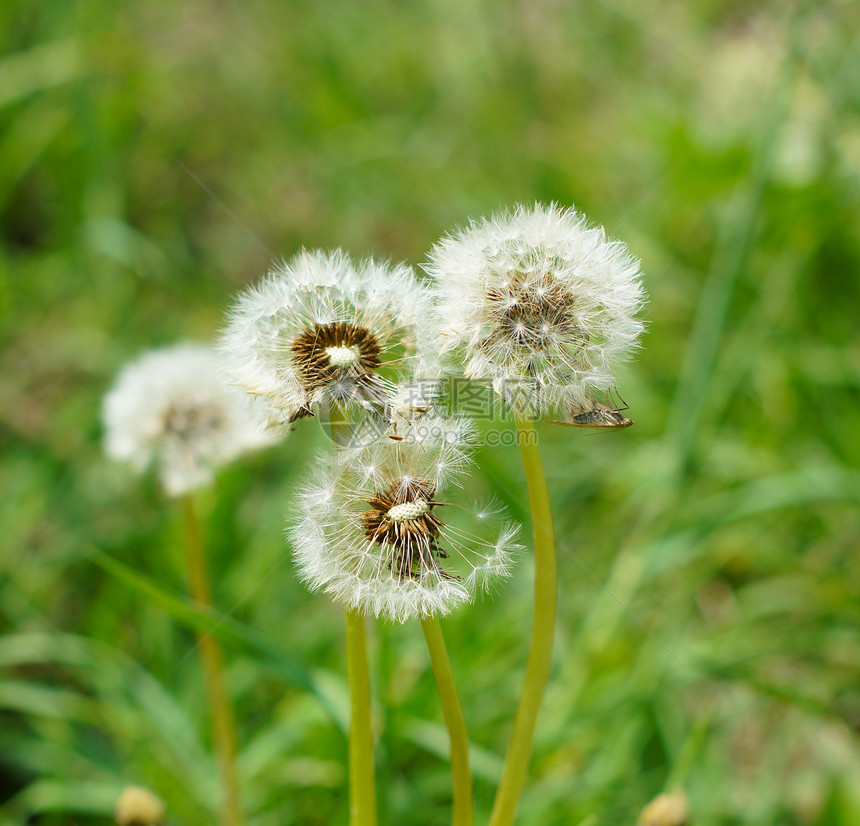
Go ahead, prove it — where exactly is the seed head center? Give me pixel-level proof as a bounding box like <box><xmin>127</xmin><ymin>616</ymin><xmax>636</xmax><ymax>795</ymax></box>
<box><xmin>325</xmin><ymin>344</ymin><xmax>362</xmax><ymax>367</ymax></box>
<box><xmin>387</xmin><ymin>500</ymin><xmax>431</xmax><ymax>523</ymax></box>
<box><xmin>165</xmin><ymin>405</ymin><xmax>222</xmax><ymax>439</ymax></box>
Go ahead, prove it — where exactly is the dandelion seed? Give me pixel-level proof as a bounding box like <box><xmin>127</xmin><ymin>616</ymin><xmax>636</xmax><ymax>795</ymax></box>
<box><xmin>220</xmin><ymin>249</ymin><xmax>436</xmax><ymax>428</ymax></box>
<box><xmin>290</xmin><ymin>423</ymin><xmax>520</xmax><ymax>622</ymax></box>
<box><xmin>102</xmin><ymin>343</ymin><xmax>275</xmax><ymax>496</ymax></box>
<box><xmin>384</xmin><ymin>377</ymin><xmax>441</xmax><ymax>440</ymax></box>
<box><xmin>425</xmin><ymin>202</ymin><xmax>645</xmax><ymax>418</ymax></box>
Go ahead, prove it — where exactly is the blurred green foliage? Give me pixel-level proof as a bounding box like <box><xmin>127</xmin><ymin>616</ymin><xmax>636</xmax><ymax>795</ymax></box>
<box><xmin>2</xmin><ymin>1</ymin><xmax>860</xmax><ymax>824</ymax></box>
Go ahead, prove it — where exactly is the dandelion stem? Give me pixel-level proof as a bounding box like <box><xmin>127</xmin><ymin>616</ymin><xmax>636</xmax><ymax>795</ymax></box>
<box><xmin>489</xmin><ymin>417</ymin><xmax>557</xmax><ymax>826</ymax></box>
<box><xmin>345</xmin><ymin>607</ymin><xmax>377</xmax><ymax>826</ymax></box>
<box><xmin>330</xmin><ymin>408</ymin><xmax>378</xmax><ymax>826</ymax></box>
<box><xmin>181</xmin><ymin>494</ymin><xmax>244</xmax><ymax>826</ymax></box>
<box><xmin>421</xmin><ymin>615</ymin><xmax>473</xmax><ymax>826</ymax></box>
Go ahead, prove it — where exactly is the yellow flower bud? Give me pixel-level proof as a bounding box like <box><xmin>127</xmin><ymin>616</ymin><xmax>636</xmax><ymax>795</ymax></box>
<box><xmin>637</xmin><ymin>789</ymin><xmax>689</xmax><ymax>826</ymax></box>
<box><xmin>115</xmin><ymin>785</ymin><xmax>166</xmax><ymax>826</ymax></box>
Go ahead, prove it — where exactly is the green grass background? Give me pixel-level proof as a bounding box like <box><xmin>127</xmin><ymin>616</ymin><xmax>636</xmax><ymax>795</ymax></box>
<box><xmin>2</xmin><ymin>1</ymin><xmax>860</xmax><ymax>824</ymax></box>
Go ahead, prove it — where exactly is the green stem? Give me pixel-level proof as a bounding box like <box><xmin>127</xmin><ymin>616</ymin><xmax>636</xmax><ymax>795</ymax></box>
<box><xmin>345</xmin><ymin>608</ymin><xmax>377</xmax><ymax>826</ymax></box>
<box><xmin>329</xmin><ymin>408</ymin><xmax>377</xmax><ymax>826</ymax></box>
<box><xmin>421</xmin><ymin>616</ymin><xmax>473</xmax><ymax>826</ymax></box>
<box><xmin>489</xmin><ymin>417</ymin><xmax>557</xmax><ymax>826</ymax></box>
<box><xmin>181</xmin><ymin>495</ymin><xmax>244</xmax><ymax>826</ymax></box>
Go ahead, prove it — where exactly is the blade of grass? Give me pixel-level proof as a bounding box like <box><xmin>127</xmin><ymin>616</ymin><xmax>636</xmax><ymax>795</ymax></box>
<box><xmin>0</xmin><ymin>38</ymin><xmax>84</xmax><ymax>108</ymax></box>
<box><xmin>0</xmin><ymin>631</ymin><xmax>215</xmax><ymax>806</ymax></box>
<box><xmin>661</xmin><ymin>14</ymin><xmax>805</xmax><ymax>492</ymax></box>
<box><xmin>85</xmin><ymin>544</ymin><xmax>347</xmax><ymax>731</ymax></box>
<box><xmin>1</xmin><ymin>779</ymin><xmax>121</xmax><ymax>822</ymax></box>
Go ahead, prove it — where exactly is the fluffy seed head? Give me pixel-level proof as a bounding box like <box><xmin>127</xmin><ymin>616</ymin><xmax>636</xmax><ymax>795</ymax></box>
<box><xmin>102</xmin><ymin>343</ymin><xmax>275</xmax><ymax>496</ymax></box>
<box><xmin>220</xmin><ymin>249</ymin><xmax>436</xmax><ymax>427</ymax></box>
<box><xmin>290</xmin><ymin>423</ymin><xmax>520</xmax><ymax>622</ymax></box>
<box><xmin>424</xmin><ymin>202</ymin><xmax>645</xmax><ymax>416</ymax></box>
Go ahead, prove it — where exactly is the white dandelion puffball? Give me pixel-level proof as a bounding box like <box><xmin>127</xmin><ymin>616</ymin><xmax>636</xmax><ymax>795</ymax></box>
<box><xmin>220</xmin><ymin>249</ymin><xmax>436</xmax><ymax>428</ymax></box>
<box><xmin>290</xmin><ymin>423</ymin><xmax>520</xmax><ymax>622</ymax></box>
<box><xmin>103</xmin><ymin>343</ymin><xmax>276</xmax><ymax>497</ymax></box>
<box><xmin>425</xmin><ymin>203</ymin><xmax>645</xmax><ymax>417</ymax></box>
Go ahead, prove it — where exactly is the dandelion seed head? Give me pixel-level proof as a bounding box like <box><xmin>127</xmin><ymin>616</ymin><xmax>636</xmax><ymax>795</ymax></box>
<box><xmin>289</xmin><ymin>430</ymin><xmax>519</xmax><ymax>622</ymax></box>
<box><xmin>221</xmin><ymin>249</ymin><xmax>436</xmax><ymax>427</ymax></box>
<box><xmin>425</xmin><ymin>202</ymin><xmax>645</xmax><ymax>416</ymax></box>
<box><xmin>102</xmin><ymin>343</ymin><xmax>275</xmax><ymax>496</ymax></box>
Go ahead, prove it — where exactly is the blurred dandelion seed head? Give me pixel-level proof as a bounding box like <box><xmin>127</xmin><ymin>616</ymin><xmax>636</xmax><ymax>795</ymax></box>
<box><xmin>102</xmin><ymin>343</ymin><xmax>275</xmax><ymax>497</ymax></box>
<box><xmin>425</xmin><ymin>202</ymin><xmax>645</xmax><ymax>417</ymax></box>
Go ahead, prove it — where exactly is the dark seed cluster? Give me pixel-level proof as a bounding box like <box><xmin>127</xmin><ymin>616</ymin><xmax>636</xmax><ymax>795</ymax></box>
<box><xmin>484</xmin><ymin>271</ymin><xmax>588</xmax><ymax>350</ymax></box>
<box><xmin>289</xmin><ymin>322</ymin><xmax>383</xmax><ymax>421</ymax></box>
<box><xmin>361</xmin><ymin>478</ymin><xmax>456</xmax><ymax>582</ymax></box>
<box><xmin>163</xmin><ymin>404</ymin><xmax>224</xmax><ymax>440</ymax></box>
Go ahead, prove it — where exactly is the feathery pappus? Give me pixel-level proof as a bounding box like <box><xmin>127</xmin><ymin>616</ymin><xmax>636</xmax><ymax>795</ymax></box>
<box><xmin>289</xmin><ymin>417</ymin><xmax>520</xmax><ymax>621</ymax></box>
<box><xmin>424</xmin><ymin>202</ymin><xmax>645</xmax><ymax>419</ymax></box>
<box><xmin>102</xmin><ymin>343</ymin><xmax>275</xmax><ymax>496</ymax></box>
<box><xmin>220</xmin><ymin>249</ymin><xmax>437</xmax><ymax>429</ymax></box>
